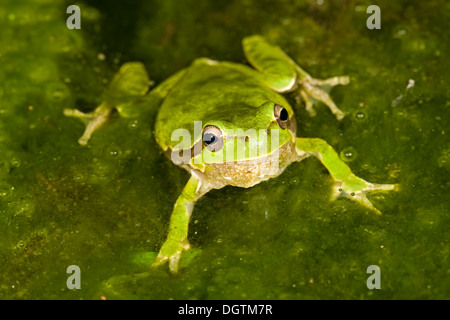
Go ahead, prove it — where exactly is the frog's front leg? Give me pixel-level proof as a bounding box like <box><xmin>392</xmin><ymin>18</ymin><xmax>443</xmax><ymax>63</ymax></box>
<box><xmin>295</xmin><ymin>138</ymin><xmax>398</xmax><ymax>214</ymax></box>
<box><xmin>64</xmin><ymin>62</ymin><xmax>151</xmax><ymax>145</ymax></box>
<box><xmin>64</xmin><ymin>62</ymin><xmax>187</xmax><ymax>145</ymax></box>
<box><xmin>153</xmin><ymin>174</ymin><xmax>209</xmax><ymax>273</ymax></box>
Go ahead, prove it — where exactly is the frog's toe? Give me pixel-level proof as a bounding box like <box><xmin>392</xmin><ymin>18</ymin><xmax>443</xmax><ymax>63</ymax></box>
<box><xmin>331</xmin><ymin>75</ymin><xmax>350</xmax><ymax>86</ymax></box>
<box><xmin>346</xmin><ymin>190</ymin><xmax>382</xmax><ymax>214</ymax></box>
<box><xmin>152</xmin><ymin>252</ymin><xmax>183</xmax><ymax>274</ymax></box>
<box><xmin>63</xmin><ymin>108</ymin><xmax>90</xmax><ymax>120</ymax></box>
<box><xmin>152</xmin><ymin>240</ymin><xmax>191</xmax><ymax>273</ymax></box>
<box><xmin>334</xmin><ymin>110</ymin><xmax>345</xmax><ymax>121</ymax></box>
<box><xmin>364</xmin><ymin>182</ymin><xmax>399</xmax><ymax>192</ymax></box>
<box><xmin>168</xmin><ymin>252</ymin><xmax>183</xmax><ymax>273</ymax></box>
<box><xmin>331</xmin><ymin>179</ymin><xmax>398</xmax><ymax>214</ymax></box>
<box><xmin>64</xmin><ymin>105</ymin><xmax>112</xmax><ymax>146</ymax></box>
<box><xmin>340</xmin><ymin>76</ymin><xmax>350</xmax><ymax>86</ymax></box>
<box><xmin>152</xmin><ymin>252</ymin><xmax>170</xmax><ymax>268</ymax></box>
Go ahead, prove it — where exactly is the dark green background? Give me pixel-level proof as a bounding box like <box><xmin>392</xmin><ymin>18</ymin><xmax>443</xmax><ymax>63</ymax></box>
<box><xmin>0</xmin><ymin>0</ymin><xmax>448</xmax><ymax>299</ymax></box>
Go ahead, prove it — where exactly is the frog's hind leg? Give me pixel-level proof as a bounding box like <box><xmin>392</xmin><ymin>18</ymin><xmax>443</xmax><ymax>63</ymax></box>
<box><xmin>242</xmin><ymin>35</ymin><xmax>299</xmax><ymax>92</ymax></box>
<box><xmin>242</xmin><ymin>35</ymin><xmax>349</xmax><ymax>120</ymax></box>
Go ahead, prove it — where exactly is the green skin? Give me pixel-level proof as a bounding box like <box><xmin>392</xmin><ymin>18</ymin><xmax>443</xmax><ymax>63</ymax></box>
<box><xmin>65</xmin><ymin>35</ymin><xmax>397</xmax><ymax>273</ymax></box>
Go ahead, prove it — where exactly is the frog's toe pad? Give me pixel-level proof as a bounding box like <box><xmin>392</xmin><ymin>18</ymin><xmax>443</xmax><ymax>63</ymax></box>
<box><xmin>152</xmin><ymin>251</ymin><xmax>182</xmax><ymax>273</ymax></box>
<box><xmin>154</xmin><ymin>249</ymin><xmax>202</xmax><ymax>273</ymax></box>
<box><xmin>152</xmin><ymin>240</ymin><xmax>201</xmax><ymax>273</ymax></box>
<box><xmin>338</xmin><ymin>76</ymin><xmax>350</xmax><ymax>86</ymax></box>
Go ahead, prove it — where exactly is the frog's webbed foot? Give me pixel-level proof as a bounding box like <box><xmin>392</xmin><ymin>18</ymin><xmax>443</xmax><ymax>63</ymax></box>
<box><xmin>297</xmin><ymin>75</ymin><xmax>349</xmax><ymax>121</ymax></box>
<box><xmin>331</xmin><ymin>177</ymin><xmax>399</xmax><ymax>214</ymax></box>
<box><xmin>64</xmin><ymin>103</ymin><xmax>112</xmax><ymax>146</ymax></box>
<box><xmin>152</xmin><ymin>238</ymin><xmax>191</xmax><ymax>274</ymax></box>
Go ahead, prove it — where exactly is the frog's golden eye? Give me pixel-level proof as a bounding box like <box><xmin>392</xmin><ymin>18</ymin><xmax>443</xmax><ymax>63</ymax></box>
<box><xmin>202</xmin><ymin>125</ymin><xmax>223</xmax><ymax>152</ymax></box>
<box><xmin>274</xmin><ymin>104</ymin><xmax>288</xmax><ymax>129</ymax></box>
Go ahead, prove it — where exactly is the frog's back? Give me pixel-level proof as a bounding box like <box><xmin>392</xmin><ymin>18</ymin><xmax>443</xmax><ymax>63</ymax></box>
<box><xmin>155</xmin><ymin>58</ymin><xmax>289</xmax><ymax>150</ymax></box>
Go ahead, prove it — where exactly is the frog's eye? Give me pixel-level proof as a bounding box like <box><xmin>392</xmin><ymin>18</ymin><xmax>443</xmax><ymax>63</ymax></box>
<box><xmin>202</xmin><ymin>125</ymin><xmax>223</xmax><ymax>152</ymax></box>
<box><xmin>274</xmin><ymin>104</ymin><xmax>288</xmax><ymax>129</ymax></box>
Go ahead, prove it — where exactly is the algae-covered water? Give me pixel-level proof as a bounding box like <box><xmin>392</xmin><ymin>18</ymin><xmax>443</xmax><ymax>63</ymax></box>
<box><xmin>0</xmin><ymin>0</ymin><xmax>448</xmax><ymax>299</ymax></box>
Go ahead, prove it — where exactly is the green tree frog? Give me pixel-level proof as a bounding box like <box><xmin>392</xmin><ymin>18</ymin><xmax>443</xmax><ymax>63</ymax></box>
<box><xmin>64</xmin><ymin>35</ymin><xmax>397</xmax><ymax>273</ymax></box>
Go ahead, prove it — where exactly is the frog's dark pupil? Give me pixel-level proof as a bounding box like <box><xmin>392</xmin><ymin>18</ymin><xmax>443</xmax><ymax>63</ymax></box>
<box><xmin>203</xmin><ymin>133</ymin><xmax>217</xmax><ymax>145</ymax></box>
<box><xmin>280</xmin><ymin>108</ymin><xmax>288</xmax><ymax>121</ymax></box>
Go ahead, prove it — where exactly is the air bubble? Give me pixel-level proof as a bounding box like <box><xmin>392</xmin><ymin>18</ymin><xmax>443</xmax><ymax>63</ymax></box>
<box><xmin>73</xmin><ymin>174</ymin><xmax>85</xmax><ymax>183</ymax></box>
<box><xmin>128</xmin><ymin>120</ymin><xmax>139</xmax><ymax>129</ymax></box>
<box><xmin>354</xmin><ymin>111</ymin><xmax>367</xmax><ymax>121</ymax></box>
<box><xmin>340</xmin><ymin>147</ymin><xmax>357</xmax><ymax>162</ymax></box>
<box><xmin>109</xmin><ymin>147</ymin><xmax>122</xmax><ymax>157</ymax></box>
<box><xmin>11</xmin><ymin>158</ymin><xmax>21</xmax><ymax>167</ymax></box>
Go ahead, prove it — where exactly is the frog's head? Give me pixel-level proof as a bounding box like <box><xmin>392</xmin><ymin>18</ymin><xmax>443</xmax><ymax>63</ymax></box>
<box><xmin>190</xmin><ymin>101</ymin><xmax>297</xmax><ymax>166</ymax></box>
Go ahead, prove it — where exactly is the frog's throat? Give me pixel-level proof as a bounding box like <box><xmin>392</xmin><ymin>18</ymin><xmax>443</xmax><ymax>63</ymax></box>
<box><xmin>182</xmin><ymin>140</ymin><xmax>302</xmax><ymax>190</ymax></box>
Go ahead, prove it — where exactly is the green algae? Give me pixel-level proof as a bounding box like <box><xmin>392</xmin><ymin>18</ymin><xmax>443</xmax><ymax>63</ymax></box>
<box><xmin>0</xmin><ymin>0</ymin><xmax>448</xmax><ymax>299</ymax></box>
